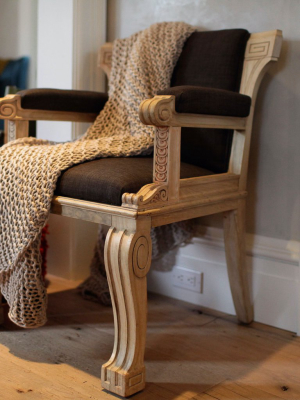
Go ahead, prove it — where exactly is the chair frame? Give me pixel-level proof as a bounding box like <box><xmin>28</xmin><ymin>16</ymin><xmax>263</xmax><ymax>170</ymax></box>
<box><xmin>0</xmin><ymin>30</ymin><xmax>282</xmax><ymax>397</ymax></box>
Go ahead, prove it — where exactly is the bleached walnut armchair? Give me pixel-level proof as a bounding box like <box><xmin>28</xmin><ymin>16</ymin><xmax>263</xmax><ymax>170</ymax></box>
<box><xmin>0</xmin><ymin>29</ymin><xmax>282</xmax><ymax>397</ymax></box>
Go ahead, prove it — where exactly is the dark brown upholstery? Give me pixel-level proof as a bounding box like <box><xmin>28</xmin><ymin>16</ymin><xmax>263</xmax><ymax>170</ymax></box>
<box><xmin>172</xmin><ymin>29</ymin><xmax>250</xmax><ymax>173</ymax></box>
<box><xmin>158</xmin><ymin>85</ymin><xmax>251</xmax><ymax>117</ymax></box>
<box><xmin>55</xmin><ymin>157</ymin><xmax>212</xmax><ymax>206</ymax></box>
<box><xmin>18</xmin><ymin>88</ymin><xmax>108</xmax><ymax>114</ymax></box>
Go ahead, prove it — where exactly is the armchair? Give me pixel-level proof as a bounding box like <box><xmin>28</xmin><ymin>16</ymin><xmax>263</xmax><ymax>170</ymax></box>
<box><xmin>0</xmin><ymin>28</ymin><xmax>282</xmax><ymax>397</ymax></box>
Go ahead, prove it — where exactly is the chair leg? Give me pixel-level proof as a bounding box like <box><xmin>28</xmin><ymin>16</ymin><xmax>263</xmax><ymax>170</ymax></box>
<box><xmin>223</xmin><ymin>199</ymin><xmax>253</xmax><ymax>324</ymax></box>
<box><xmin>101</xmin><ymin>225</ymin><xmax>152</xmax><ymax>397</ymax></box>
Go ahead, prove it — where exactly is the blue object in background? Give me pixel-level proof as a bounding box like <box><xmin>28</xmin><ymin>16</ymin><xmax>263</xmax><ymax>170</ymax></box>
<box><xmin>0</xmin><ymin>56</ymin><xmax>29</xmax><ymax>131</ymax></box>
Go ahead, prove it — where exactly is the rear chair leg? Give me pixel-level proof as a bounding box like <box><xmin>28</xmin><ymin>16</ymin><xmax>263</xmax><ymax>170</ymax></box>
<box><xmin>101</xmin><ymin>224</ymin><xmax>152</xmax><ymax>397</ymax></box>
<box><xmin>223</xmin><ymin>199</ymin><xmax>253</xmax><ymax>324</ymax></box>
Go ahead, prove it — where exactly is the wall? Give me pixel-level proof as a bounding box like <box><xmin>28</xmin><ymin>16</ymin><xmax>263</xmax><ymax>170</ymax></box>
<box><xmin>0</xmin><ymin>0</ymin><xmax>37</xmax><ymax>88</ymax></box>
<box><xmin>107</xmin><ymin>0</ymin><xmax>300</xmax><ymax>331</ymax></box>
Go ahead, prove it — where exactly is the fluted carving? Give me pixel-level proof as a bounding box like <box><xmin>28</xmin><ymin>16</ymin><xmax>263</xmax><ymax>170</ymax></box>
<box><xmin>101</xmin><ymin>227</ymin><xmax>152</xmax><ymax>397</ymax></box>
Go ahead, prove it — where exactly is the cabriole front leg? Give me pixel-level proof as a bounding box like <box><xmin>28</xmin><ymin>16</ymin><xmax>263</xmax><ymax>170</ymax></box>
<box><xmin>101</xmin><ymin>224</ymin><xmax>152</xmax><ymax>397</ymax></box>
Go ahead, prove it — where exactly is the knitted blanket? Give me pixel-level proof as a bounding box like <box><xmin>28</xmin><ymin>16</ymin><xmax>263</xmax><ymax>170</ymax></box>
<box><xmin>0</xmin><ymin>22</ymin><xmax>196</xmax><ymax>328</ymax></box>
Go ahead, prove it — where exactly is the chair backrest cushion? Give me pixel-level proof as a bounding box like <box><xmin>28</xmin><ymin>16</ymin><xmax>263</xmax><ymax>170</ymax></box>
<box><xmin>171</xmin><ymin>29</ymin><xmax>250</xmax><ymax>173</ymax></box>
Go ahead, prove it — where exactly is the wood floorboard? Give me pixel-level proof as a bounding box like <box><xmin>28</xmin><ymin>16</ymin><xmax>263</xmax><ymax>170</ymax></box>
<box><xmin>0</xmin><ymin>275</ymin><xmax>299</xmax><ymax>399</ymax></box>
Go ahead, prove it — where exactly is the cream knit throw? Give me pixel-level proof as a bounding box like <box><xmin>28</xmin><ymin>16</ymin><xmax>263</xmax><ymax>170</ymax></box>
<box><xmin>0</xmin><ymin>22</ymin><xmax>196</xmax><ymax>328</ymax></box>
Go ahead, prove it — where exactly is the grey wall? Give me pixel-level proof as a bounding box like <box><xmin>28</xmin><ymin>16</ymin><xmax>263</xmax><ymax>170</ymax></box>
<box><xmin>0</xmin><ymin>0</ymin><xmax>37</xmax><ymax>88</ymax></box>
<box><xmin>108</xmin><ymin>0</ymin><xmax>300</xmax><ymax>242</ymax></box>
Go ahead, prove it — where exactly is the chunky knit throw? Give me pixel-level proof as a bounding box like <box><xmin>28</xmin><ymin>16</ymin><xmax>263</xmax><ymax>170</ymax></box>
<box><xmin>0</xmin><ymin>22</ymin><xmax>196</xmax><ymax>328</ymax></box>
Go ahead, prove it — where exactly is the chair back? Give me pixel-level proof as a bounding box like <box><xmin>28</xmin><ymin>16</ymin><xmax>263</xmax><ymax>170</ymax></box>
<box><xmin>171</xmin><ymin>29</ymin><xmax>250</xmax><ymax>173</ymax></box>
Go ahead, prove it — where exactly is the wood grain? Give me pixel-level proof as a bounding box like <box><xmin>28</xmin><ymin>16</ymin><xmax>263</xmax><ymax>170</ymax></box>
<box><xmin>0</xmin><ymin>275</ymin><xmax>299</xmax><ymax>400</ymax></box>
<box><xmin>101</xmin><ymin>223</ymin><xmax>152</xmax><ymax>397</ymax></box>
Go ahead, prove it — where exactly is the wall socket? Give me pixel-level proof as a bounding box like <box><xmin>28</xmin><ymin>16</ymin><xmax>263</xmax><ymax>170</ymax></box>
<box><xmin>172</xmin><ymin>267</ymin><xmax>203</xmax><ymax>293</ymax></box>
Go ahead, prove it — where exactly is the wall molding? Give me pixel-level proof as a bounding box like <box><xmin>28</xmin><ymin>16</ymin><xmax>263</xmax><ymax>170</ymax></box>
<box><xmin>72</xmin><ymin>0</ymin><xmax>107</xmax><ymax>139</ymax></box>
<box><xmin>195</xmin><ymin>225</ymin><xmax>300</xmax><ymax>265</ymax></box>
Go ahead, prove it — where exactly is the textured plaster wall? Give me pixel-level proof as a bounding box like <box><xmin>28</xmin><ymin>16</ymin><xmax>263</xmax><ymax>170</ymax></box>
<box><xmin>108</xmin><ymin>0</ymin><xmax>300</xmax><ymax>242</ymax></box>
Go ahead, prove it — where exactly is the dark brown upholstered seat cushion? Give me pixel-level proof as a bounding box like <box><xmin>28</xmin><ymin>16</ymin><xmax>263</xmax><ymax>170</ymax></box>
<box><xmin>18</xmin><ymin>88</ymin><xmax>108</xmax><ymax>114</ymax></box>
<box><xmin>55</xmin><ymin>157</ymin><xmax>213</xmax><ymax>206</ymax></box>
<box><xmin>158</xmin><ymin>85</ymin><xmax>251</xmax><ymax>117</ymax></box>
<box><xmin>172</xmin><ymin>29</ymin><xmax>250</xmax><ymax>173</ymax></box>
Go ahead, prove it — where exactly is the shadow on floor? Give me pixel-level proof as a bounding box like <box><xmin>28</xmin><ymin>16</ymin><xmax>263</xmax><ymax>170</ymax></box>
<box><xmin>0</xmin><ymin>287</ymin><xmax>298</xmax><ymax>399</ymax></box>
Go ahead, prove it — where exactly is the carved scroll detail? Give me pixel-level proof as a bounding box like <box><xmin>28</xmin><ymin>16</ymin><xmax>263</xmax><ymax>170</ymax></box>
<box><xmin>0</xmin><ymin>95</ymin><xmax>18</xmax><ymax>119</ymax></box>
<box><xmin>139</xmin><ymin>95</ymin><xmax>175</xmax><ymax>126</ymax></box>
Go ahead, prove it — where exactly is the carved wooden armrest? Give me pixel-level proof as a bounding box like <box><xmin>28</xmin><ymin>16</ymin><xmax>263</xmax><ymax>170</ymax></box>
<box><xmin>139</xmin><ymin>95</ymin><xmax>247</xmax><ymax>130</ymax></box>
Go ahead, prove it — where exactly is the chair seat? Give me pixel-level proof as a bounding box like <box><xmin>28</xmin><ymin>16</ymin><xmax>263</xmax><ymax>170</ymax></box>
<box><xmin>55</xmin><ymin>157</ymin><xmax>213</xmax><ymax>206</ymax></box>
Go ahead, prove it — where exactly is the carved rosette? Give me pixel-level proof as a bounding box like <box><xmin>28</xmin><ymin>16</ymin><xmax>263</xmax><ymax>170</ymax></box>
<box><xmin>132</xmin><ymin>231</ymin><xmax>152</xmax><ymax>278</ymax></box>
<box><xmin>154</xmin><ymin>126</ymin><xmax>169</xmax><ymax>183</ymax></box>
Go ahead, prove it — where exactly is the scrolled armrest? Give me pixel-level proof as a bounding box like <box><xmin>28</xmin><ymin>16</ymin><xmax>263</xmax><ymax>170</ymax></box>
<box><xmin>139</xmin><ymin>86</ymin><xmax>251</xmax><ymax>130</ymax></box>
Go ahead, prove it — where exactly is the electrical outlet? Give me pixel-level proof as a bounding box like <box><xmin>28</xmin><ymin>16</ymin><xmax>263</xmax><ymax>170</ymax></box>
<box><xmin>172</xmin><ymin>267</ymin><xmax>203</xmax><ymax>293</ymax></box>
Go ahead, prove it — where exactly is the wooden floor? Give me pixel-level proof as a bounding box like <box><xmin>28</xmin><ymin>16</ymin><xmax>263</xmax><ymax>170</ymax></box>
<box><xmin>0</xmin><ymin>276</ymin><xmax>299</xmax><ymax>400</ymax></box>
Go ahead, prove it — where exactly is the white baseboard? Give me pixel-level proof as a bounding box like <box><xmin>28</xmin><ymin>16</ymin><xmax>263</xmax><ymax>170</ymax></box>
<box><xmin>148</xmin><ymin>226</ymin><xmax>300</xmax><ymax>333</ymax></box>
